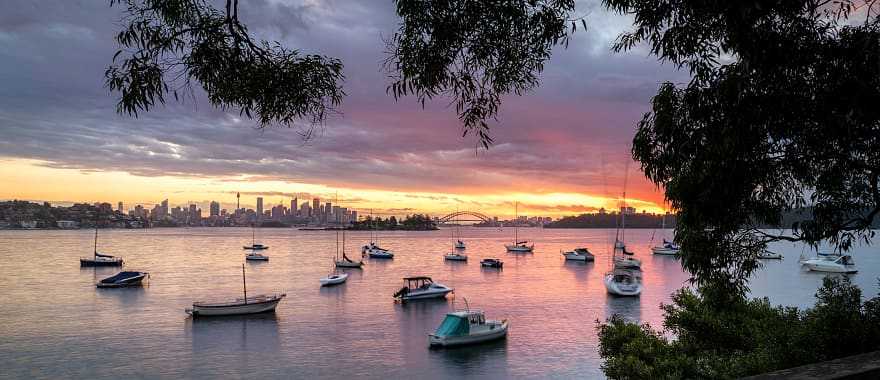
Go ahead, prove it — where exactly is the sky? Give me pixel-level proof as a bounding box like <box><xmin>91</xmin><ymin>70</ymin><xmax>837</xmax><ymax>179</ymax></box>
<box><xmin>0</xmin><ymin>0</ymin><xmax>688</xmax><ymax>219</ymax></box>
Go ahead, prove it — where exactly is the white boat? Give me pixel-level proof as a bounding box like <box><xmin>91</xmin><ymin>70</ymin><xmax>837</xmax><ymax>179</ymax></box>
<box><xmin>334</xmin><ymin>195</ymin><xmax>363</xmax><ymax>268</ymax></box>
<box><xmin>505</xmin><ymin>202</ymin><xmax>534</xmax><ymax>252</ymax></box>
<box><xmin>429</xmin><ymin>310</ymin><xmax>508</xmax><ymax>347</ymax></box>
<box><xmin>393</xmin><ymin>277</ymin><xmax>453</xmax><ymax>301</ymax></box>
<box><xmin>186</xmin><ymin>264</ymin><xmax>285</xmax><ymax>317</ymax></box>
<box><xmin>604</xmin><ymin>268</ymin><xmax>643</xmax><ymax>296</ymax></box>
<box><xmin>96</xmin><ymin>271</ymin><xmax>148</xmax><ymax>288</ymax></box>
<box><xmin>757</xmin><ymin>250</ymin><xmax>783</xmax><ymax>260</ymax></box>
<box><xmin>454</xmin><ymin>240</ymin><xmax>466</xmax><ymax>249</ymax></box>
<box><xmin>80</xmin><ymin>225</ymin><xmax>123</xmax><ymax>267</ymax></box>
<box><xmin>245</xmin><ymin>251</ymin><xmax>269</xmax><ymax>261</ymax></box>
<box><xmin>651</xmin><ymin>239</ymin><xmax>680</xmax><ymax>255</ymax></box>
<box><xmin>562</xmin><ymin>247</ymin><xmax>595</xmax><ymax>261</ymax></box>
<box><xmin>800</xmin><ymin>254</ymin><xmax>857</xmax><ymax>273</ymax></box>
<box><xmin>650</xmin><ymin>213</ymin><xmax>680</xmax><ymax>255</ymax></box>
<box><xmin>319</xmin><ymin>272</ymin><xmax>349</xmax><ymax>286</ymax></box>
<box><xmin>444</xmin><ymin>252</ymin><xmax>468</xmax><ymax>261</ymax></box>
<box><xmin>362</xmin><ymin>242</ymin><xmax>394</xmax><ymax>259</ymax></box>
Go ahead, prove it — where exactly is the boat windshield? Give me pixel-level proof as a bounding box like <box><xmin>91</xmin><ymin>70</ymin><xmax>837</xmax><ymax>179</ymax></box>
<box><xmin>435</xmin><ymin>315</ymin><xmax>470</xmax><ymax>337</ymax></box>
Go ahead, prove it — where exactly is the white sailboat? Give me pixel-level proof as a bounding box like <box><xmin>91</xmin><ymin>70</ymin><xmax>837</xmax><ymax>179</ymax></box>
<box><xmin>650</xmin><ymin>213</ymin><xmax>680</xmax><ymax>255</ymax></box>
<box><xmin>605</xmin><ymin>176</ymin><xmax>643</xmax><ymax>296</ymax></box>
<box><xmin>445</xmin><ymin>209</ymin><xmax>468</xmax><ymax>261</ymax></box>
<box><xmin>453</xmin><ymin>206</ymin><xmax>466</xmax><ymax>249</ymax></box>
<box><xmin>186</xmin><ymin>264</ymin><xmax>286</xmax><ymax>317</ymax></box>
<box><xmin>504</xmin><ymin>202</ymin><xmax>534</xmax><ymax>252</ymax></box>
<box><xmin>613</xmin><ymin>190</ymin><xmax>641</xmax><ymax>269</ymax></box>
<box><xmin>362</xmin><ymin>210</ymin><xmax>394</xmax><ymax>259</ymax></box>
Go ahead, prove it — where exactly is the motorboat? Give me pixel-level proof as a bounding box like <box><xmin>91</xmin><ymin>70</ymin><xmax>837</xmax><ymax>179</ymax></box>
<box><xmin>186</xmin><ymin>264</ymin><xmax>285</xmax><ymax>317</ymax></box>
<box><xmin>319</xmin><ymin>272</ymin><xmax>349</xmax><ymax>286</ymax></box>
<box><xmin>651</xmin><ymin>239</ymin><xmax>680</xmax><ymax>255</ymax></box>
<box><xmin>505</xmin><ymin>241</ymin><xmax>534</xmax><ymax>252</ymax></box>
<box><xmin>429</xmin><ymin>310</ymin><xmax>508</xmax><ymax>347</ymax></box>
<box><xmin>562</xmin><ymin>247</ymin><xmax>595</xmax><ymax>261</ymax></box>
<box><xmin>96</xmin><ymin>271</ymin><xmax>148</xmax><ymax>288</ymax></box>
<box><xmin>480</xmin><ymin>258</ymin><xmax>503</xmax><ymax>268</ymax></box>
<box><xmin>757</xmin><ymin>250</ymin><xmax>783</xmax><ymax>260</ymax></box>
<box><xmin>455</xmin><ymin>240</ymin><xmax>466</xmax><ymax>249</ymax></box>
<box><xmin>80</xmin><ymin>226</ymin><xmax>123</xmax><ymax>267</ymax></box>
<box><xmin>604</xmin><ymin>268</ymin><xmax>643</xmax><ymax>296</ymax></box>
<box><xmin>800</xmin><ymin>254</ymin><xmax>857</xmax><ymax>273</ymax></box>
<box><xmin>505</xmin><ymin>202</ymin><xmax>534</xmax><ymax>252</ymax></box>
<box><xmin>393</xmin><ymin>277</ymin><xmax>453</xmax><ymax>301</ymax></box>
<box><xmin>444</xmin><ymin>252</ymin><xmax>468</xmax><ymax>261</ymax></box>
<box><xmin>245</xmin><ymin>251</ymin><xmax>269</xmax><ymax>261</ymax></box>
<box><xmin>362</xmin><ymin>242</ymin><xmax>394</xmax><ymax>259</ymax></box>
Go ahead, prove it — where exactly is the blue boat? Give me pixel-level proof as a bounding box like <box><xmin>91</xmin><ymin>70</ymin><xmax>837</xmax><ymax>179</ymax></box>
<box><xmin>96</xmin><ymin>271</ymin><xmax>149</xmax><ymax>288</ymax></box>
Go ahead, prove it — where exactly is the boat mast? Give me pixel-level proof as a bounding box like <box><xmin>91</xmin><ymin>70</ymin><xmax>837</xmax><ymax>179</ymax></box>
<box><xmin>242</xmin><ymin>264</ymin><xmax>248</xmax><ymax>304</ymax></box>
<box><xmin>94</xmin><ymin>222</ymin><xmax>98</xmax><ymax>258</ymax></box>
<box><xmin>514</xmin><ymin>202</ymin><xmax>518</xmax><ymax>244</ymax></box>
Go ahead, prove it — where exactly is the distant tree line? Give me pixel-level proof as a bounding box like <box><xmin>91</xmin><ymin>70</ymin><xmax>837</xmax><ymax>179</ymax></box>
<box><xmin>348</xmin><ymin>214</ymin><xmax>438</xmax><ymax>231</ymax></box>
<box><xmin>546</xmin><ymin>212</ymin><xmax>675</xmax><ymax>229</ymax></box>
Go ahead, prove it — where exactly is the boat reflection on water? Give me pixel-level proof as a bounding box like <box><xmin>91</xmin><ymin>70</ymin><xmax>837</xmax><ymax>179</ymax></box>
<box><xmin>604</xmin><ymin>294</ymin><xmax>642</xmax><ymax>323</ymax></box>
<box><xmin>187</xmin><ymin>313</ymin><xmax>280</xmax><ymax>355</ymax></box>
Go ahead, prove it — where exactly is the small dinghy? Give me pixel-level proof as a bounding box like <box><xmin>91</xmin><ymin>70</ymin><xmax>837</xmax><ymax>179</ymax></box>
<box><xmin>562</xmin><ymin>247</ymin><xmax>595</xmax><ymax>261</ymax></box>
<box><xmin>444</xmin><ymin>252</ymin><xmax>468</xmax><ymax>261</ymax></box>
<box><xmin>319</xmin><ymin>272</ymin><xmax>349</xmax><ymax>286</ymax></box>
<box><xmin>245</xmin><ymin>251</ymin><xmax>269</xmax><ymax>261</ymax></box>
<box><xmin>96</xmin><ymin>271</ymin><xmax>148</xmax><ymax>288</ymax></box>
<box><xmin>604</xmin><ymin>268</ymin><xmax>643</xmax><ymax>296</ymax></box>
<box><xmin>429</xmin><ymin>309</ymin><xmax>508</xmax><ymax>347</ymax></box>
<box><xmin>393</xmin><ymin>277</ymin><xmax>453</xmax><ymax>302</ymax></box>
<box><xmin>757</xmin><ymin>250</ymin><xmax>783</xmax><ymax>260</ymax></box>
<box><xmin>362</xmin><ymin>242</ymin><xmax>394</xmax><ymax>259</ymax></box>
<box><xmin>186</xmin><ymin>264</ymin><xmax>285</xmax><ymax>317</ymax></box>
<box><xmin>480</xmin><ymin>258</ymin><xmax>503</xmax><ymax>268</ymax></box>
<box><xmin>80</xmin><ymin>226</ymin><xmax>123</xmax><ymax>267</ymax></box>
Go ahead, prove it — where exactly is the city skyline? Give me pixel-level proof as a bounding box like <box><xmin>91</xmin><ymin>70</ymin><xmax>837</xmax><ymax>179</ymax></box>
<box><xmin>0</xmin><ymin>1</ymin><xmax>677</xmax><ymax>219</ymax></box>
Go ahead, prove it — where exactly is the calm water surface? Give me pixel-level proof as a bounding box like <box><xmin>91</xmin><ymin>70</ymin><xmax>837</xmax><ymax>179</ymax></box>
<box><xmin>1</xmin><ymin>227</ymin><xmax>878</xmax><ymax>379</ymax></box>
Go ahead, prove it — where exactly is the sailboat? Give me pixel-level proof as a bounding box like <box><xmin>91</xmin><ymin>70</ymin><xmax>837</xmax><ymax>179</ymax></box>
<box><xmin>504</xmin><ymin>202</ymin><xmax>534</xmax><ymax>252</ymax></box>
<box><xmin>362</xmin><ymin>210</ymin><xmax>394</xmax><ymax>259</ymax></box>
<box><xmin>612</xmin><ymin>189</ymin><xmax>640</xmax><ymax>269</ymax></box>
<box><xmin>453</xmin><ymin>206</ymin><xmax>466</xmax><ymax>249</ymax></box>
<box><xmin>335</xmin><ymin>195</ymin><xmax>363</xmax><ymax>268</ymax></box>
<box><xmin>243</xmin><ymin>224</ymin><xmax>268</xmax><ymax>250</ymax></box>
<box><xmin>650</xmin><ymin>213</ymin><xmax>680</xmax><ymax>255</ymax></box>
<box><xmin>319</xmin><ymin>259</ymin><xmax>349</xmax><ymax>286</ymax></box>
<box><xmin>445</xmin><ymin>208</ymin><xmax>467</xmax><ymax>261</ymax></box>
<box><xmin>80</xmin><ymin>222</ymin><xmax>123</xmax><ymax>267</ymax></box>
<box><xmin>186</xmin><ymin>264</ymin><xmax>286</xmax><ymax>317</ymax></box>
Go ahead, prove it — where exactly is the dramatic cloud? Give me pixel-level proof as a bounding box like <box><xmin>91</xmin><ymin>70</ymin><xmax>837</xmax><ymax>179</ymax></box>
<box><xmin>0</xmin><ymin>0</ymin><xmax>687</xmax><ymax>215</ymax></box>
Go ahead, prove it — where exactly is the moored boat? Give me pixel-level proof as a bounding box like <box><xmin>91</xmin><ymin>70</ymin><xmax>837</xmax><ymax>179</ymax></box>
<box><xmin>562</xmin><ymin>247</ymin><xmax>594</xmax><ymax>261</ymax></box>
<box><xmin>80</xmin><ymin>225</ymin><xmax>123</xmax><ymax>267</ymax></box>
<box><xmin>651</xmin><ymin>239</ymin><xmax>680</xmax><ymax>255</ymax></box>
<box><xmin>319</xmin><ymin>272</ymin><xmax>349</xmax><ymax>286</ymax></box>
<box><xmin>243</xmin><ymin>243</ymin><xmax>268</xmax><ymax>250</ymax></box>
<box><xmin>604</xmin><ymin>268</ymin><xmax>643</xmax><ymax>296</ymax></box>
<box><xmin>444</xmin><ymin>252</ymin><xmax>467</xmax><ymax>261</ymax></box>
<box><xmin>245</xmin><ymin>251</ymin><xmax>269</xmax><ymax>261</ymax></box>
<box><xmin>429</xmin><ymin>310</ymin><xmax>508</xmax><ymax>347</ymax></box>
<box><xmin>800</xmin><ymin>254</ymin><xmax>857</xmax><ymax>273</ymax></box>
<box><xmin>505</xmin><ymin>202</ymin><xmax>534</xmax><ymax>252</ymax></box>
<box><xmin>363</xmin><ymin>242</ymin><xmax>394</xmax><ymax>259</ymax></box>
<box><xmin>393</xmin><ymin>277</ymin><xmax>453</xmax><ymax>301</ymax></box>
<box><xmin>480</xmin><ymin>258</ymin><xmax>503</xmax><ymax>268</ymax></box>
<box><xmin>96</xmin><ymin>271</ymin><xmax>148</xmax><ymax>288</ymax></box>
<box><xmin>757</xmin><ymin>250</ymin><xmax>783</xmax><ymax>260</ymax></box>
<box><xmin>455</xmin><ymin>240</ymin><xmax>466</xmax><ymax>249</ymax></box>
<box><xmin>186</xmin><ymin>264</ymin><xmax>285</xmax><ymax>317</ymax></box>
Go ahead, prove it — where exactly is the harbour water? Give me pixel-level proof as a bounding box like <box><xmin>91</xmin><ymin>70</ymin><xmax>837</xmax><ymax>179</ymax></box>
<box><xmin>1</xmin><ymin>227</ymin><xmax>878</xmax><ymax>379</ymax></box>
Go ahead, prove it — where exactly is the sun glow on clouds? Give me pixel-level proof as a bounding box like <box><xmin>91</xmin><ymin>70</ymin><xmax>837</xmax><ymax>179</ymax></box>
<box><xmin>0</xmin><ymin>158</ymin><xmax>665</xmax><ymax>218</ymax></box>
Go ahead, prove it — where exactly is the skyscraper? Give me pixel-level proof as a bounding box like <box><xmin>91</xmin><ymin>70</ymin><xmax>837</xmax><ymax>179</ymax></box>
<box><xmin>160</xmin><ymin>199</ymin><xmax>169</xmax><ymax>217</ymax></box>
<box><xmin>291</xmin><ymin>197</ymin><xmax>297</xmax><ymax>216</ymax></box>
<box><xmin>312</xmin><ymin>198</ymin><xmax>320</xmax><ymax>219</ymax></box>
<box><xmin>236</xmin><ymin>192</ymin><xmax>240</xmax><ymax>211</ymax></box>
<box><xmin>256</xmin><ymin>197</ymin><xmax>264</xmax><ymax>218</ymax></box>
<box><xmin>209</xmin><ymin>201</ymin><xmax>220</xmax><ymax>217</ymax></box>
<box><xmin>117</xmin><ymin>201</ymin><xmax>123</xmax><ymax>213</ymax></box>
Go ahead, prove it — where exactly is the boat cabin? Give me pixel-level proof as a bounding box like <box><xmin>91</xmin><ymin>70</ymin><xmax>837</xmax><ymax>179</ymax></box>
<box><xmin>434</xmin><ymin>311</ymin><xmax>485</xmax><ymax>337</ymax></box>
<box><xmin>403</xmin><ymin>276</ymin><xmax>435</xmax><ymax>290</ymax></box>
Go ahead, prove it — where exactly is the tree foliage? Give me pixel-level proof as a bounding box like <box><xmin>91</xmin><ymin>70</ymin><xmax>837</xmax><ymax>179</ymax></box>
<box><xmin>387</xmin><ymin>0</ymin><xmax>580</xmax><ymax>148</ymax></box>
<box><xmin>598</xmin><ymin>277</ymin><xmax>880</xmax><ymax>379</ymax></box>
<box><xmin>106</xmin><ymin>0</ymin><xmax>344</xmax><ymax>136</ymax></box>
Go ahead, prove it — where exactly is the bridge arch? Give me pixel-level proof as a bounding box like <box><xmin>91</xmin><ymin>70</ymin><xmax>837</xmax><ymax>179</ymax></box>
<box><xmin>438</xmin><ymin>211</ymin><xmax>493</xmax><ymax>224</ymax></box>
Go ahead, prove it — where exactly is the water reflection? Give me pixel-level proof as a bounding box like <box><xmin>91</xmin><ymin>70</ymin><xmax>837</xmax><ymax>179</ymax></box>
<box><xmin>187</xmin><ymin>313</ymin><xmax>280</xmax><ymax>353</ymax></box>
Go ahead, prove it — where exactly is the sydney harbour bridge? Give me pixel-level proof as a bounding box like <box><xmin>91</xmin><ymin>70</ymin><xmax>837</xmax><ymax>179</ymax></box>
<box><xmin>436</xmin><ymin>211</ymin><xmax>497</xmax><ymax>225</ymax></box>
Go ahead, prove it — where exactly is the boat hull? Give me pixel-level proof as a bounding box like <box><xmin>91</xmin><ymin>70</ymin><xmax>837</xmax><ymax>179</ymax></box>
<box><xmin>444</xmin><ymin>254</ymin><xmax>467</xmax><ymax>261</ymax></box>
<box><xmin>96</xmin><ymin>273</ymin><xmax>148</xmax><ymax>288</ymax></box>
<box><xmin>335</xmin><ymin>260</ymin><xmax>363</xmax><ymax>268</ymax></box>
<box><xmin>429</xmin><ymin>321</ymin><xmax>509</xmax><ymax>347</ymax></box>
<box><xmin>505</xmin><ymin>245</ymin><xmax>533</xmax><ymax>252</ymax></box>
<box><xmin>187</xmin><ymin>295</ymin><xmax>284</xmax><ymax>317</ymax></box>
<box><xmin>320</xmin><ymin>273</ymin><xmax>349</xmax><ymax>286</ymax></box>
<box><xmin>80</xmin><ymin>258</ymin><xmax>123</xmax><ymax>267</ymax></box>
<box><xmin>563</xmin><ymin>253</ymin><xmax>593</xmax><ymax>261</ymax></box>
<box><xmin>243</xmin><ymin>246</ymin><xmax>268</xmax><ymax>250</ymax></box>
<box><xmin>245</xmin><ymin>255</ymin><xmax>269</xmax><ymax>261</ymax></box>
<box><xmin>651</xmin><ymin>247</ymin><xmax>679</xmax><ymax>255</ymax></box>
<box><xmin>803</xmin><ymin>262</ymin><xmax>857</xmax><ymax>273</ymax></box>
<box><xmin>367</xmin><ymin>251</ymin><xmax>394</xmax><ymax>259</ymax></box>
<box><xmin>399</xmin><ymin>289</ymin><xmax>452</xmax><ymax>301</ymax></box>
<box><xmin>604</xmin><ymin>274</ymin><xmax>642</xmax><ymax>296</ymax></box>
<box><xmin>480</xmin><ymin>260</ymin><xmax>503</xmax><ymax>268</ymax></box>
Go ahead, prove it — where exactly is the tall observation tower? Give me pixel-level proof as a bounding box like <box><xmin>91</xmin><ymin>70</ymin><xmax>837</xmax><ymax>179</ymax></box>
<box><xmin>236</xmin><ymin>192</ymin><xmax>240</xmax><ymax>211</ymax></box>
